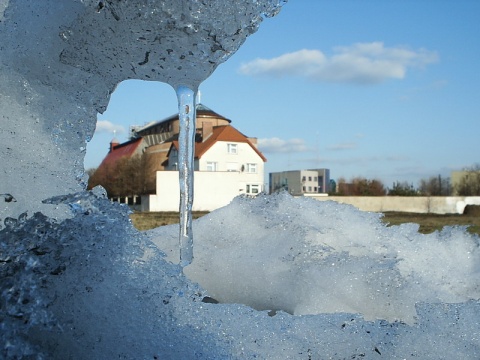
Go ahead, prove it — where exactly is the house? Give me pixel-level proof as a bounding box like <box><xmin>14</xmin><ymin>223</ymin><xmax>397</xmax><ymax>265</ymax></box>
<box><xmin>90</xmin><ymin>104</ymin><xmax>267</xmax><ymax>211</ymax></box>
<box><xmin>269</xmin><ymin>169</ymin><xmax>330</xmax><ymax>196</ymax></box>
<box><xmin>142</xmin><ymin>124</ymin><xmax>267</xmax><ymax>211</ymax></box>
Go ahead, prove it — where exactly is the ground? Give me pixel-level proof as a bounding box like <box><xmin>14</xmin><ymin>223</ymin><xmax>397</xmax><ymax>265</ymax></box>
<box><xmin>130</xmin><ymin>209</ymin><xmax>480</xmax><ymax>235</ymax></box>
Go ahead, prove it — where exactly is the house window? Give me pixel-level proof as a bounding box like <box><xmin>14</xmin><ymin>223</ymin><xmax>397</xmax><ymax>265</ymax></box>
<box><xmin>308</xmin><ymin>186</ymin><xmax>312</xmax><ymax>192</ymax></box>
<box><xmin>227</xmin><ymin>143</ymin><xmax>238</xmax><ymax>154</ymax></box>
<box><xmin>308</xmin><ymin>176</ymin><xmax>312</xmax><ymax>181</ymax></box>
<box><xmin>314</xmin><ymin>177</ymin><xmax>318</xmax><ymax>182</ymax></box>
<box><xmin>246</xmin><ymin>184</ymin><xmax>260</xmax><ymax>194</ymax></box>
<box><xmin>302</xmin><ymin>186</ymin><xmax>306</xmax><ymax>191</ymax></box>
<box><xmin>302</xmin><ymin>176</ymin><xmax>306</xmax><ymax>181</ymax></box>
<box><xmin>206</xmin><ymin>161</ymin><xmax>217</xmax><ymax>171</ymax></box>
<box><xmin>314</xmin><ymin>187</ymin><xmax>317</xmax><ymax>192</ymax></box>
<box><xmin>246</xmin><ymin>163</ymin><xmax>257</xmax><ymax>173</ymax></box>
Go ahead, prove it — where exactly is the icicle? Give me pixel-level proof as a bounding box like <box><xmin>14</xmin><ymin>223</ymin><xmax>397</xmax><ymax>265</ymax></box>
<box><xmin>176</xmin><ymin>86</ymin><xmax>197</xmax><ymax>267</ymax></box>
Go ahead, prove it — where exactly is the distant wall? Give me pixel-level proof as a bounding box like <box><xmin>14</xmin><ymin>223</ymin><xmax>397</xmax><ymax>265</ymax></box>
<box><xmin>305</xmin><ymin>195</ymin><xmax>480</xmax><ymax>214</ymax></box>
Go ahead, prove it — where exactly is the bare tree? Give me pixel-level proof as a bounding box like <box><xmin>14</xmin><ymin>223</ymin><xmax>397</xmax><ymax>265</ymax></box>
<box><xmin>87</xmin><ymin>153</ymin><xmax>156</xmax><ymax>198</ymax></box>
<box><xmin>335</xmin><ymin>176</ymin><xmax>386</xmax><ymax>196</ymax></box>
<box><xmin>418</xmin><ymin>175</ymin><xmax>451</xmax><ymax>196</ymax></box>
<box><xmin>388</xmin><ymin>181</ymin><xmax>418</xmax><ymax>196</ymax></box>
<box><xmin>455</xmin><ymin>164</ymin><xmax>480</xmax><ymax>196</ymax></box>
<box><xmin>85</xmin><ymin>168</ymin><xmax>97</xmax><ymax>178</ymax></box>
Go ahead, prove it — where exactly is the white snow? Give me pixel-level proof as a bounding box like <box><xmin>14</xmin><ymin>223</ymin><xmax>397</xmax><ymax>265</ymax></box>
<box><xmin>1</xmin><ymin>0</ymin><xmax>480</xmax><ymax>359</ymax></box>
<box><xmin>151</xmin><ymin>193</ymin><xmax>480</xmax><ymax>325</ymax></box>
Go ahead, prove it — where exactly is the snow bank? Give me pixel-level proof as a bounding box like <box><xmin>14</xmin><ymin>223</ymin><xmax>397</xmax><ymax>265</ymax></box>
<box><xmin>151</xmin><ymin>192</ymin><xmax>480</xmax><ymax>324</ymax></box>
<box><xmin>2</xmin><ymin>189</ymin><xmax>480</xmax><ymax>358</ymax></box>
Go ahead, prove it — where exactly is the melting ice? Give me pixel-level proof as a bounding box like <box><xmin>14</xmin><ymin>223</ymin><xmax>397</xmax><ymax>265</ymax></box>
<box><xmin>2</xmin><ymin>0</ymin><xmax>480</xmax><ymax>359</ymax></box>
<box><xmin>2</xmin><ymin>190</ymin><xmax>480</xmax><ymax>358</ymax></box>
<box><xmin>151</xmin><ymin>192</ymin><xmax>480</xmax><ymax>324</ymax></box>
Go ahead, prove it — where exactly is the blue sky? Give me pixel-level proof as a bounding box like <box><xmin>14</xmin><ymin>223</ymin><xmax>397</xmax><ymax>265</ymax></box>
<box><xmin>85</xmin><ymin>0</ymin><xmax>480</xmax><ymax>189</ymax></box>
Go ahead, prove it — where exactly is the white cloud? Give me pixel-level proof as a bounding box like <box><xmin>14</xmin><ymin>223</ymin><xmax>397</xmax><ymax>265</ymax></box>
<box><xmin>239</xmin><ymin>42</ymin><xmax>438</xmax><ymax>84</ymax></box>
<box><xmin>95</xmin><ymin>120</ymin><xmax>126</xmax><ymax>135</ymax></box>
<box><xmin>327</xmin><ymin>142</ymin><xmax>358</xmax><ymax>151</ymax></box>
<box><xmin>257</xmin><ymin>137</ymin><xmax>309</xmax><ymax>153</ymax></box>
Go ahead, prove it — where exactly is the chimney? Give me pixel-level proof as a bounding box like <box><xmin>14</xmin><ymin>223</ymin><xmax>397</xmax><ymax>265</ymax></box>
<box><xmin>110</xmin><ymin>137</ymin><xmax>120</xmax><ymax>152</ymax></box>
<box><xmin>202</xmin><ymin>121</ymin><xmax>213</xmax><ymax>142</ymax></box>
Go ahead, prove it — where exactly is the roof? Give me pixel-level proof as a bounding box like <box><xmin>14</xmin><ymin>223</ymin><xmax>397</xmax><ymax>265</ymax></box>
<box><xmin>97</xmin><ymin>137</ymin><xmax>144</xmax><ymax>169</ymax></box>
<box><xmin>169</xmin><ymin>125</ymin><xmax>267</xmax><ymax>162</ymax></box>
<box><xmin>133</xmin><ymin>103</ymin><xmax>231</xmax><ymax>134</ymax></box>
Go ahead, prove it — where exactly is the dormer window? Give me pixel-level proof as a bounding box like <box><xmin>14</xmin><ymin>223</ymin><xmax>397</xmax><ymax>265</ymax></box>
<box><xmin>227</xmin><ymin>143</ymin><xmax>238</xmax><ymax>154</ymax></box>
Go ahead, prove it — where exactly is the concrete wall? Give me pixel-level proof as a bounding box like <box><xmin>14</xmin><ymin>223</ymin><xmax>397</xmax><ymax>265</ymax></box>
<box><xmin>142</xmin><ymin>171</ymin><xmax>245</xmax><ymax>211</ymax></box>
<box><xmin>305</xmin><ymin>195</ymin><xmax>480</xmax><ymax>214</ymax></box>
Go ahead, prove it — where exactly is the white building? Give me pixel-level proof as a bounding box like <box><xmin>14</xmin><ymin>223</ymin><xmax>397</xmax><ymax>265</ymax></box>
<box><xmin>93</xmin><ymin>104</ymin><xmax>267</xmax><ymax>211</ymax></box>
<box><xmin>141</xmin><ymin>124</ymin><xmax>267</xmax><ymax>211</ymax></box>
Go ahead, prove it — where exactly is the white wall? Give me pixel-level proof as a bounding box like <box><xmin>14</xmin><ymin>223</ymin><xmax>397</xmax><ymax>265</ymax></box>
<box><xmin>199</xmin><ymin>141</ymin><xmax>264</xmax><ymax>182</ymax></box>
<box><xmin>305</xmin><ymin>195</ymin><xmax>480</xmax><ymax>214</ymax></box>
<box><xmin>143</xmin><ymin>171</ymin><xmax>247</xmax><ymax>211</ymax></box>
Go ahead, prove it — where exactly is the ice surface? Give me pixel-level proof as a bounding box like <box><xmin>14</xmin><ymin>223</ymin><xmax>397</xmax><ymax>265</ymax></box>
<box><xmin>0</xmin><ymin>0</ymin><xmax>285</xmax><ymax>220</ymax></box>
<box><xmin>2</xmin><ymin>190</ymin><xmax>480</xmax><ymax>358</ymax></box>
<box><xmin>151</xmin><ymin>193</ymin><xmax>480</xmax><ymax>324</ymax></box>
<box><xmin>2</xmin><ymin>0</ymin><xmax>480</xmax><ymax>359</ymax></box>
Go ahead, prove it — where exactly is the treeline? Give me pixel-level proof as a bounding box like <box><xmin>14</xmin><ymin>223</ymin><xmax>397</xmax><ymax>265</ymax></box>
<box><xmin>87</xmin><ymin>154</ymin><xmax>156</xmax><ymax>198</ymax></box>
<box><xmin>334</xmin><ymin>177</ymin><xmax>387</xmax><ymax>196</ymax></box>
<box><xmin>331</xmin><ymin>164</ymin><xmax>480</xmax><ymax>196</ymax></box>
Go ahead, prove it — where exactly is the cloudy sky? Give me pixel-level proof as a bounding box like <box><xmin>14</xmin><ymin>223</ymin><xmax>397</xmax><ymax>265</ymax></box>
<box><xmin>85</xmin><ymin>0</ymin><xmax>480</xmax><ymax>189</ymax></box>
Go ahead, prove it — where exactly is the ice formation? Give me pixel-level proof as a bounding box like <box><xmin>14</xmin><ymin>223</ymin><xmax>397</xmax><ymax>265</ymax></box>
<box><xmin>2</xmin><ymin>0</ymin><xmax>480</xmax><ymax>359</ymax></box>
<box><xmin>152</xmin><ymin>193</ymin><xmax>480</xmax><ymax>324</ymax></box>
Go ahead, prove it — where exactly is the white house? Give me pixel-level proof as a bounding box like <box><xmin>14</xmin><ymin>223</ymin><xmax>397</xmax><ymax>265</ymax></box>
<box><xmin>93</xmin><ymin>104</ymin><xmax>267</xmax><ymax>211</ymax></box>
<box><xmin>141</xmin><ymin>124</ymin><xmax>267</xmax><ymax>211</ymax></box>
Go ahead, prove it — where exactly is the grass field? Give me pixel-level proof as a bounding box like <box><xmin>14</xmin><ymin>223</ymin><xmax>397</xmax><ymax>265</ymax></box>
<box><xmin>130</xmin><ymin>210</ymin><xmax>480</xmax><ymax>235</ymax></box>
<box><xmin>381</xmin><ymin>212</ymin><xmax>480</xmax><ymax>235</ymax></box>
<box><xmin>130</xmin><ymin>211</ymin><xmax>209</xmax><ymax>231</ymax></box>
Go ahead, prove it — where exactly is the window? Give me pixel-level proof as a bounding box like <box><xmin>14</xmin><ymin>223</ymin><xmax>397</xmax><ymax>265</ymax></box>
<box><xmin>206</xmin><ymin>161</ymin><xmax>217</xmax><ymax>171</ymax></box>
<box><xmin>302</xmin><ymin>186</ymin><xmax>306</xmax><ymax>191</ymax></box>
<box><xmin>308</xmin><ymin>186</ymin><xmax>312</xmax><ymax>192</ymax></box>
<box><xmin>246</xmin><ymin>184</ymin><xmax>260</xmax><ymax>194</ymax></box>
<box><xmin>227</xmin><ymin>143</ymin><xmax>238</xmax><ymax>154</ymax></box>
<box><xmin>246</xmin><ymin>163</ymin><xmax>257</xmax><ymax>173</ymax></box>
<box><xmin>314</xmin><ymin>187</ymin><xmax>317</xmax><ymax>192</ymax></box>
<box><xmin>308</xmin><ymin>176</ymin><xmax>312</xmax><ymax>181</ymax></box>
<box><xmin>314</xmin><ymin>177</ymin><xmax>318</xmax><ymax>182</ymax></box>
<box><xmin>302</xmin><ymin>176</ymin><xmax>306</xmax><ymax>182</ymax></box>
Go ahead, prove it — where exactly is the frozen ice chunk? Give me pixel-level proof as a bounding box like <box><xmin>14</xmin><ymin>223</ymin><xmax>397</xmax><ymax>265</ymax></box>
<box><xmin>3</xmin><ymin>190</ymin><xmax>480</xmax><ymax>359</ymax></box>
<box><xmin>3</xmin><ymin>0</ymin><xmax>480</xmax><ymax>358</ymax></box>
<box><xmin>150</xmin><ymin>192</ymin><xmax>480</xmax><ymax>324</ymax></box>
<box><xmin>0</xmin><ymin>0</ymin><xmax>285</xmax><ymax>220</ymax></box>
<box><xmin>59</xmin><ymin>0</ymin><xmax>286</xmax><ymax>89</ymax></box>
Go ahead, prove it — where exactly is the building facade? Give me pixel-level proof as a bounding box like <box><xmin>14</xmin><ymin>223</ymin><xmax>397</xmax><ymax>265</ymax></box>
<box><xmin>451</xmin><ymin>170</ymin><xmax>480</xmax><ymax>196</ymax></box>
<box><xmin>92</xmin><ymin>104</ymin><xmax>267</xmax><ymax>210</ymax></box>
<box><xmin>269</xmin><ymin>169</ymin><xmax>330</xmax><ymax>196</ymax></box>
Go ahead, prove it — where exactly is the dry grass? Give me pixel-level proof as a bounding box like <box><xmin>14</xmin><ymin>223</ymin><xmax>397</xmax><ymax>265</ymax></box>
<box><xmin>381</xmin><ymin>212</ymin><xmax>480</xmax><ymax>235</ymax></box>
<box><xmin>130</xmin><ymin>211</ymin><xmax>209</xmax><ymax>231</ymax></box>
<box><xmin>130</xmin><ymin>210</ymin><xmax>480</xmax><ymax>236</ymax></box>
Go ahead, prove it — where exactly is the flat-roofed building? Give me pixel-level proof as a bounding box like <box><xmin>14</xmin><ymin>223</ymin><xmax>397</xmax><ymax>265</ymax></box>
<box><xmin>269</xmin><ymin>169</ymin><xmax>330</xmax><ymax>196</ymax></box>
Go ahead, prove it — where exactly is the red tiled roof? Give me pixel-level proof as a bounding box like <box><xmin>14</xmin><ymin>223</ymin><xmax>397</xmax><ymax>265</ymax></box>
<box><xmin>169</xmin><ymin>125</ymin><xmax>267</xmax><ymax>162</ymax></box>
<box><xmin>97</xmin><ymin>138</ymin><xmax>144</xmax><ymax>169</ymax></box>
